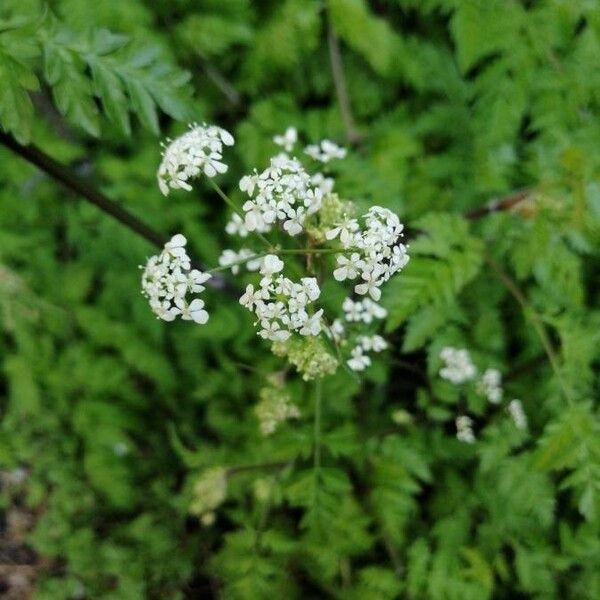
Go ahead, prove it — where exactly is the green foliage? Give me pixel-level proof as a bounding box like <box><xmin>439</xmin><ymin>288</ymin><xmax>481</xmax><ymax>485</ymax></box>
<box><xmin>0</xmin><ymin>7</ymin><xmax>191</xmax><ymax>141</ymax></box>
<box><xmin>1</xmin><ymin>1</ymin><xmax>600</xmax><ymax>598</ymax></box>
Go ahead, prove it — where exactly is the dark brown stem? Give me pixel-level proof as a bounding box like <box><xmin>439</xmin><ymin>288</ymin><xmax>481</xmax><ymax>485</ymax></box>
<box><xmin>465</xmin><ymin>189</ymin><xmax>532</xmax><ymax>220</ymax></box>
<box><xmin>0</xmin><ymin>132</ymin><xmax>238</xmax><ymax>294</ymax></box>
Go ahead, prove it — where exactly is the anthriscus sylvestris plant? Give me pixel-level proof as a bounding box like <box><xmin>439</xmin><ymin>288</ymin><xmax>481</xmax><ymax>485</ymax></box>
<box><xmin>140</xmin><ymin>122</ymin><xmax>410</xmax><ymax>524</ymax></box>
<box><xmin>142</xmin><ymin>124</ymin><xmax>409</xmax><ymax>382</ymax></box>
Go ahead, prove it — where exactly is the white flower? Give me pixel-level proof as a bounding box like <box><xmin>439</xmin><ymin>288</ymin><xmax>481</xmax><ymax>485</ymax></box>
<box><xmin>478</xmin><ymin>368</ymin><xmax>503</xmax><ymax>404</ymax></box>
<box><xmin>299</xmin><ymin>309</ymin><xmax>323</xmax><ymax>336</ymax></box>
<box><xmin>240</xmin><ymin>173</ymin><xmax>259</xmax><ymax>195</ymax></box>
<box><xmin>360</xmin><ymin>335</ymin><xmax>387</xmax><ymax>352</ymax></box>
<box><xmin>343</xmin><ymin>297</ymin><xmax>364</xmax><ymax>322</ymax></box>
<box><xmin>347</xmin><ymin>345</ymin><xmax>371</xmax><ymax>371</ymax></box>
<box><xmin>456</xmin><ymin>415</ymin><xmax>475</xmax><ymax>443</ymax></box>
<box><xmin>259</xmin><ymin>320</ymin><xmax>291</xmax><ymax>341</ymax></box>
<box><xmin>219</xmin><ymin>249</ymin><xmax>257</xmax><ymax>275</ymax></box>
<box><xmin>165</xmin><ymin>233</ymin><xmax>188</xmax><ymax>258</ymax></box>
<box><xmin>282</xmin><ymin>207</ymin><xmax>305</xmax><ymax>236</ymax></box>
<box><xmin>225</xmin><ymin>213</ymin><xmax>249</xmax><ymax>238</ymax></box>
<box><xmin>361</xmin><ymin>299</ymin><xmax>387</xmax><ymax>322</ymax></box>
<box><xmin>157</xmin><ymin>123</ymin><xmax>234</xmax><ymax>195</ymax></box>
<box><xmin>304</xmin><ymin>139</ymin><xmax>347</xmax><ymax>163</ymax></box>
<box><xmin>300</xmin><ymin>277</ymin><xmax>321</xmax><ymax>301</ymax></box>
<box><xmin>354</xmin><ymin>266</ymin><xmax>383</xmax><ymax>301</ymax></box>
<box><xmin>273</xmin><ymin>127</ymin><xmax>298</xmax><ymax>152</ymax></box>
<box><xmin>239</xmin><ymin>284</ymin><xmax>267</xmax><ymax>310</ymax></box>
<box><xmin>326</xmin><ymin>216</ymin><xmax>359</xmax><ymax>245</ymax></box>
<box><xmin>439</xmin><ymin>347</ymin><xmax>477</xmax><ymax>384</ymax></box>
<box><xmin>260</xmin><ymin>254</ymin><xmax>285</xmax><ymax>276</ymax></box>
<box><xmin>186</xmin><ymin>269</ymin><xmax>211</xmax><ymax>293</ymax></box>
<box><xmin>141</xmin><ymin>235</ymin><xmax>211</xmax><ymax>326</ymax></box>
<box><xmin>174</xmin><ymin>297</ymin><xmax>209</xmax><ymax>324</ymax></box>
<box><xmin>311</xmin><ymin>172</ymin><xmax>334</xmax><ymax>195</ymax></box>
<box><xmin>508</xmin><ymin>399</ymin><xmax>527</xmax><ymax>430</ymax></box>
<box><xmin>328</xmin><ymin>319</ymin><xmax>345</xmax><ymax>343</ymax></box>
<box><xmin>333</xmin><ymin>253</ymin><xmax>363</xmax><ymax>281</ymax></box>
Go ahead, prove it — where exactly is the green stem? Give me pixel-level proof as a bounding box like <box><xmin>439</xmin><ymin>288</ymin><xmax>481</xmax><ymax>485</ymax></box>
<box><xmin>209</xmin><ymin>180</ymin><xmax>272</xmax><ymax>248</ymax></box>
<box><xmin>313</xmin><ymin>377</ymin><xmax>323</xmax><ymax>504</ymax></box>
<box><xmin>278</xmin><ymin>247</ymin><xmax>342</xmax><ymax>256</ymax></box>
<box><xmin>207</xmin><ymin>251</ymin><xmax>269</xmax><ymax>274</ymax></box>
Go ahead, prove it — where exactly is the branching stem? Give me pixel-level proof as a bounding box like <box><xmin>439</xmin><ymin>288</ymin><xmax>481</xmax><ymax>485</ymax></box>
<box><xmin>208</xmin><ymin>179</ymin><xmax>272</xmax><ymax>248</ymax></box>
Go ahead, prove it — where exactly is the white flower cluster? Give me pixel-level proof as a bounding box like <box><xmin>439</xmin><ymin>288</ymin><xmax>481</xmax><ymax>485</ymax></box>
<box><xmin>141</xmin><ymin>234</ymin><xmax>211</xmax><ymax>324</ymax></box>
<box><xmin>239</xmin><ymin>154</ymin><xmax>324</xmax><ymax>236</ymax></box>
<box><xmin>508</xmin><ymin>399</ymin><xmax>527</xmax><ymax>430</ymax></box>
<box><xmin>273</xmin><ymin>126</ymin><xmax>298</xmax><ymax>152</ymax></box>
<box><xmin>478</xmin><ymin>368</ymin><xmax>503</xmax><ymax>404</ymax></box>
<box><xmin>157</xmin><ymin>123</ymin><xmax>234</xmax><ymax>195</ymax></box>
<box><xmin>342</xmin><ymin>297</ymin><xmax>387</xmax><ymax>323</ymax></box>
<box><xmin>456</xmin><ymin>415</ymin><xmax>475</xmax><ymax>444</ymax></box>
<box><xmin>327</xmin><ymin>207</ymin><xmax>409</xmax><ymax>301</ymax></box>
<box><xmin>304</xmin><ymin>139</ymin><xmax>347</xmax><ymax>162</ymax></box>
<box><xmin>439</xmin><ymin>347</ymin><xmax>477</xmax><ymax>384</ymax></box>
<box><xmin>440</xmin><ymin>347</ymin><xmax>527</xmax><ymax>441</ymax></box>
<box><xmin>324</xmin><ymin>297</ymin><xmax>389</xmax><ymax>371</ymax></box>
<box><xmin>347</xmin><ymin>334</ymin><xmax>388</xmax><ymax>371</ymax></box>
<box><xmin>272</xmin><ymin>126</ymin><xmax>347</xmax><ymax>164</ymax></box>
<box><xmin>239</xmin><ymin>255</ymin><xmax>323</xmax><ymax>341</ymax></box>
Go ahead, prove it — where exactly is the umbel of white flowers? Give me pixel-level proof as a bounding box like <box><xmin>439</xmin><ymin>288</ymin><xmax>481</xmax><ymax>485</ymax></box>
<box><xmin>141</xmin><ymin>234</ymin><xmax>211</xmax><ymax>324</ymax></box>
<box><xmin>143</xmin><ymin>123</ymin><xmax>411</xmax><ymax>377</ymax></box>
<box><xmin>439</xmin><ymin>346</ymin><xmax>528</xmax><ymax>442</ymax></box>
<box><xmin>239</xmin><ymin>254</ymin><xmax>324</xmax><ymax>342</ymax></box>
<box><xmin>157</xmin><ymin>123</ymin><xmax>234</xmax><ymax>195</ymax></box>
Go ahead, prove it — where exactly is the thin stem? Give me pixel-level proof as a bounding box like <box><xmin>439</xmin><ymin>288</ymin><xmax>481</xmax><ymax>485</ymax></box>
<box><xmin>278</xmin><ymin>247</ymin><xmax>341</xmax><ymax>256</ymax></box>
<box><xmin>208</xmin><ymin>180</ymin><xmax>272</xmax><ymax>248</ymax></box>
<box><xmin>207</xmin><ymin>251</ymin><xmax>269</xmax><ymax>274</ymax></box>
<box><xmin>465</xmin><ymin>189</ymin><xmax>532</xmax><ymax>220</ymax></box>
<box><xmin>326</xmin><ymin>23</ymin><xmax>362</xmax><ymax>145</ymax></box>
<box><xmin>0</xmin><ymin>132</ymin><xmax>239</xmax><ymax>295</ymax></box>
<box><xmin>313</xmin><ymin>378</ymin><xmax>323</xmax><ymax>500</ymax></box>
<box><xmin>484</xmin><ymin>252</ymin><xmax>574</xmax><ymax>405</ymax></box>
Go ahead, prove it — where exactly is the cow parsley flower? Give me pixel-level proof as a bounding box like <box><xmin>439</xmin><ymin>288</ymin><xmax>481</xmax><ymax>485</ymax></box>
<box><xmin>304</xmin><ymin>139</ymin><xmax>347</xmax><ymax>163</ymax></box>
<box><xmin>239</xmin><ymin>154</ymin><xmax>323</xmax><ymax>236</ymax></box>
<box><xmin>508</xmin><ymin>399</ymin><xmax>527</xmax><ymax>430</ymax></box>
<box><xmin>478</xmin><ymin>368</ymin><xmax>503</xmax><ymax>404</ymax></box>
<box><xmin>347</xmin><ymin>335</ymin><xmax>387</xmax><ymax>371</ymax></box>
<box><xmin>240</xmin><ymin>256</ymin><xmax>324</xmax><ymax>342</ymax></box>
<box><xmin>157</xmin><ymin>123</ymin><xmax>234</xmax><ymax>195</ymax></box>
<box><xmin>141</xmin><ymin>234</ymin><xmax>211</xmax><ymax>324</ymax></box>
<box><xmin>225</xmin><ymin>213</ymin><xmax>249</xmax><ymax>238</ymax></box>
<box><xmin>273</xmin><ymin>126</ymin><xmax>298</xmax><ymax>152</ymax></box>
<box><xmin>342</xmin><ymin>297</ymin><xmax>387</xmax><ymax>324</ymax></box>
<box><xmin>439</xmin><ymin>347</ymin><xmax>477</xmax><ymax>384</ymax></box>
<box><xmin>456</xmin><ymin>415</ymin><xmax>475</xmax><ymax>443</ymax></box>
<box><xmin>327</xmin><ymin>206</ymin><xmax>409</xmax><ymax>301</ymax></box>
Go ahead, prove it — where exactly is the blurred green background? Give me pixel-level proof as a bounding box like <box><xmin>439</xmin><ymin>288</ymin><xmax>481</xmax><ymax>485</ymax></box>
<box><xmin>1</xmin><ymin>0</ymin><xmax>600</xmax><ymax>598</ymax></box>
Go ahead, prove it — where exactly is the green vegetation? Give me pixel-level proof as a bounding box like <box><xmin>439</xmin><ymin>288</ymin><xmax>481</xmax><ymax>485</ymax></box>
<box><xmin>1</xmin><ymin>1</ymin><xmax>600</xmax><ymax>598</ymax></box>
